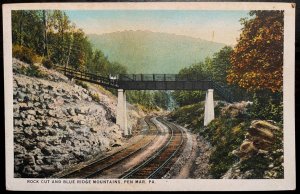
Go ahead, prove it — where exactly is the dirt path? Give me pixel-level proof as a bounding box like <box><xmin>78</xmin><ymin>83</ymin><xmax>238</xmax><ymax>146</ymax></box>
<box><xmin>164</xmin><ymin>123</ymin><xmax>212</xmax><ymax>179</ymax></box>
<box><xmin>190</xmin><ymin>135</ymin><xmax>212</xmax><ymax>178</ymax></box>
<box><xmin>174</xmin><ymin>134</ymin><xmax>198</xmax><ymax>178</ymax></box>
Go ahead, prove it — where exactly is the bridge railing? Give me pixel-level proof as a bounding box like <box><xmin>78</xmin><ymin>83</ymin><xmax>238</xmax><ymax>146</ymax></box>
<box><xmin>119</xmin><ymin>74</ymin><xmax>209</xmax><ymax>82</ymax></box>
<box><xmin>212</xmin><ymin>82</ymin><xmax>234</xmax><ymax>102</ymax></box>
<box><xmin>54</xmin><ymin>65</ymin><xmax>119</xmax><ymax>88</ymax></box>
<box><xmin>212</xmin><ymin>82</ymin><xmax>252</xmax><ymax>103</ymax></box>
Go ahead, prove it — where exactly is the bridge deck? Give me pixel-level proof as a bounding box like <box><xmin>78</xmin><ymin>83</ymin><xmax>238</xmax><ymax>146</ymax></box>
<box><xmin>118</xmin><ymin>80</ymin><xmax>213</xmax><ymax>90</ymax></box>
<box><xmin>55</xmin><ymin>65</ymin><xmax>235</xmax><ymax>102</ymax></box>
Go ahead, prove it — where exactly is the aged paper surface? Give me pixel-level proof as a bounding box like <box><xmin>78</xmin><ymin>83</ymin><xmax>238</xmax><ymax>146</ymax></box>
<box><xmin>3</xmin><ymin>2</ymin><xmax>295</xmax><ymax>191</ymax></box>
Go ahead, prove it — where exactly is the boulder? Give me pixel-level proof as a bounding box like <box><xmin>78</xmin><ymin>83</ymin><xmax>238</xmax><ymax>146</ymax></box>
<box><xmin>44</xmin><ymin>120</ymin><xmax>53</xmax><ymax>127</ymax></box>
<box><xmin>32</xmin><ymin>84</ymin><xmax>39</xmax><ymax>90</ymax></box>
<box><xmin>14</xmin><ymin>119</ymin><xmax>23</xmax><ymax>127</ymax></box>
<box><xmin>34</xmin><ymin>102</ymin><xmax>41</xmax><ymax>107</ymax></box>
<box><xmin>27</xmin><ymin>110</ymin><xmax>36</xmax><ymax>115</ymax></box>
<box><xmin>24</xmin><ymin>154</ymin><xmax>36</xmax><ymax>165</ymax></box>
<box><xmin>221</xmin><ymin>101</ymin><xmax>250</xmax><ymax>118</ymax></box>
<box><xmin>14</xmin><ymin>144</ymin><xmax>27</xmax><ymax>155</ymax></box>
<box><xmin>36</xmin><ymin>110</ymin><xmax>44</xmax><ymax>115</ymax></box>
<box><xmin>23</xmin><ymin>119</ymin><xmax>36</xmax><ymax>127</ymax></box>
<box><xmin>47</xmin><ymin>85</ymin><xmax>54</xmax><ymax>91</ymax></box>
<box><xmin>52</xmin><ymin>147</ymin><xmax>63</xmax><ymax>154</ymax></box>
<box><xmin>239</xmin><ymin>140</ymin><xmax>257</xmax><ymax>154</ymax></box>
<box><xmin>54</xmin><ymin>162</ymin><xmax>63</xmax><ymax>171</ymax></box>
<box><xmin>35</xmin><ymin>159</ymin><xmax>44</xmax><ymax>165</ymax></box>
<box><xmin>13</xmin><ymin>104</ymin><xmax>20</xmax><ymax>113</ymax></box>
<box><xmin>90</xmin><ymin>127</ymin><xmax>97</xmax><ymax>133</ymax></box>
<box><xmin>248</xmin><ymin>120</ymin><xmax>278</xmax><ymax>140</ymax></box>
<box><xmin>22</xmin><ymin>139</ymin><xmax>36</xmax><ymax>150</ymax></box>
<box><xmin>27</xmin><ymin>114</ymin><xmax>35</xmax><ymax>121</ymax></box>
<box><xmin>36</xmin><ymin>136</ymin><xmax>48</xmax><ymax>143</ymax></box>
<box><xmin>40</xmin><ymin>165</ymin><xmax>58</xmax><ymax>174</ymax></box>
<box><xmin>41</xmin><ymin>146</ymin><xmax>53</xmax><ymax>156</ymax></box>
<box><xmin>110</xmin><ymin>139</ymin><xmax>122</xmax><ymax>147</ymax></box>
<box><xmin>43</xmin><ymin>94</ymin><xmax>51</xmax><ymax>100</ymax></box>
<box><xmin>99</xmin><ymin>138</ymin><xmax>111</xmax><ymax>151</ymax></box>
<box><xmin>23</xmin><ymin>128</ymin><xmax>34</xmax><ymax>137</ymax></box>
<box><xmin>233</xmin><ymin>120</ymin><xmax>280</xmax><ymax>159</ymax></box>
<box><xmin>14</xmin><ymin>158</ymin><xmax>23</xmax><ymax>166</ymax></box>
<box><xmin>19</xmin><ymin>102</ymin><xmax>29</xmax><ymax>110</ymax></box>
<box><xmin>36</xmin><ymin>142</ymin><xmax>47</xmax><ymax>150</ymax></box>
<box><xmin>58</xmin><ymin>122</ymin><xmax>67</xmax><ymax>130</ymax></box>
<box><xmin>38</xmin><ymin>129</ymin><xmax>49</xmax><ymax>136</ymax></box>
<box><xmin>46</xmin><ymin>103</ymin><xmax>55</xmax><ymax>110</ymax></box>
<box><xmin>52</xmin><ymin>122</ymin><xmax>59</xmax><ymax>128</ymax></box>
<box><xmin>232</xmin><ymin>140</ymin><xmax>258</xmax><ymax>160</ymax></box>
<box><xmin>75</xmin><ymin>107</ymin><xmax>86</xmax><ymax>114</ymax></box>
<box><xmin>22</xmin><ymin>165</ymin><xmax>39</xmax><ymax>177</ymax></box>
<box><xmin>48</xmin><ymin>110</ymin><xmax>56</xmax><ymax>117</ymax></box>
<box><xmin>33</xmin><ymin>165</ymin><xmax>42</xmax><ymax>172</ymax></box>
<box><xmin>81</xmin><ymin>93</ymin><xmax>89</xmax><ymax>100</ymax></box>
<box><xmin>48</xmin><ymin>128</ymin><xmax>58</xmax><ymax>136</ymax></box>
<box><xmin>67</xmin><ymin>108</ymin><xmax>76</xmax><ymax>116</ymax></box>
<box><xmin>17</xmin><ymin>92</ymin><xmax>26</xmax><ymax>102</ymax></box>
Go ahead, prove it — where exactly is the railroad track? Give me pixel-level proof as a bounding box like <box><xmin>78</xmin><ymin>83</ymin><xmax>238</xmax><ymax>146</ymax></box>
<box><xmin>120</xmin><ymin>117</ymin><xmax>186</xmax><ymax>179</ymax></box>
<box><xmin>59</xmin><ymin>116</ymin><xmax>160</xmax><ymax>179</ymax></box>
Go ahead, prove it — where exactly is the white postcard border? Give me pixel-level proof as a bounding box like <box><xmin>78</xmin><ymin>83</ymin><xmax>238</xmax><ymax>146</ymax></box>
<box><xmin>3</xmin><ymin>2</ymin><xmax>296</xmax><ymax>191</ymax></box>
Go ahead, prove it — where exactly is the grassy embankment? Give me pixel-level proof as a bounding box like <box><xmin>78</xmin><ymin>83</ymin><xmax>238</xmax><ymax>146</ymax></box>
<box><xmin>170</xmin><ymin>102</ymin><xmax>250</xmax><ymax>178</ymax></box>
<box><xmin>170</xmin><ymin>101</ymin><xmax>284</xmax><ymax>179</ymax></box>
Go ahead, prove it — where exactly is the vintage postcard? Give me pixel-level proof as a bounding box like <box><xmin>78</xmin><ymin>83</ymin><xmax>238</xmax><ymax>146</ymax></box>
<box><xmin>3</xmin><ymin>2</ymin><xmax>295</xmax><ymax>191</ymax></box>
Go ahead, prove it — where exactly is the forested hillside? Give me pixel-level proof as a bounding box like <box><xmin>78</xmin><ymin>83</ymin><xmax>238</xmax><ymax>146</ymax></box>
<box><xmin>12</xmin><ymin>10</ymin><xmax>127</xmax><ymax>76</ymax></box>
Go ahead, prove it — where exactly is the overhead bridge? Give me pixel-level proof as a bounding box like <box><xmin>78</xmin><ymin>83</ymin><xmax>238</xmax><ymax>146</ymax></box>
<box><xmin>55</xmin><ymin>66</ymin><xmax>235</xmax><ymax>136</ymax></box>
<box><xmin>118</xmin><ymin>74</ymin><xmax>213</xmax><ymax>91</ymax></box>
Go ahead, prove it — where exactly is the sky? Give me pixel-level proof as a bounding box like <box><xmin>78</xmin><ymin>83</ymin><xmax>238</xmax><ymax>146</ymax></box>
<box><xmin>65</xmin><ymin>10</ymin><xmax>250</xmax><ymax>45</ymax></box>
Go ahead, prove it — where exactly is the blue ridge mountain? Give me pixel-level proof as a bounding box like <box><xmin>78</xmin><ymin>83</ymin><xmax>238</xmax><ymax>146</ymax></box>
<box><xmin>88</xmin><ymin>30</ymin><xmax>226</xmax><ymax>74</ymax></box>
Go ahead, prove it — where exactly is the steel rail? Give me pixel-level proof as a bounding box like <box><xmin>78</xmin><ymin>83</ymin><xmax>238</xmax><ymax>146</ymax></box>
<box><xmin>59</xmin><ymin>117</ymin><xmax>160</xmax><ymax>179</ymax></box>
<box><xmin>147</xmin><ymin>119</ymin><xmax>185</xmax><ymax>179</ymax></box>
<box><xmin>120</xmin><ymin>117</ymin><xmax>184</xmax><ymax>179</ymax></box>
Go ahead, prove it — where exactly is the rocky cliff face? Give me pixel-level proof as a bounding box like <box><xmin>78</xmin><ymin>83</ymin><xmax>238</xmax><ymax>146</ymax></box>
<box><xmin>222</xmin><ymin>120</ymin><xmax>283</xmax><ymax>179</ymax></box>
<box><xmin>12</xmin><ymin>59</ymin><xmax>145</xmax><ymax>178</ymax></box>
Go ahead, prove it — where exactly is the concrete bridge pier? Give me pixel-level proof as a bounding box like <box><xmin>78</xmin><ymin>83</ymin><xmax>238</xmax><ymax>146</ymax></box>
<box><xmin>117</xmin><ymin>89</ymin><xmax>129</xmax><ymax>136</ymax></box>
<box><xmin>204</xmin><ymin>89</ymin><xmax>215</xmax><ymax>126</ymax></box>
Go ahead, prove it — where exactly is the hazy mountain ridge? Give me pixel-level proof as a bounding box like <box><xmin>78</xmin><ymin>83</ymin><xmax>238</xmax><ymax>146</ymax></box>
<box><xmin>88</xmin><ymin>30</ymin><xmax>226</xmax><ymax>74</ymax></box>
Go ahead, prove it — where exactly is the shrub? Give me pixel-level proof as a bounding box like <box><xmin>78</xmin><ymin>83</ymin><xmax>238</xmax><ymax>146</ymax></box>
<box><xmin>75</xmin><ymin>80</ymin><xmax>89</xmax><ymax>90</ymax></box>
<box><xmin>42</xmin><ymin>58</ymin><xmax>54</xmax><ymax>69</ymax></box>
<box><xmin>170</xmin><ymin>102</ymin><xmax>204</xmax><ymax>130</ymax></box>
<box><xmin>90</xmin><ymin>93</ymin><xmax>100</xmax><ymax>102</ymax></box>
<box><xmin>207</xmin><ymin>118</ymin><xmax>249</xmax><ymax>178</ymax></box>
<box><xmin>247</xmin><ymin>91</ymin><xmax>283</xmax><ymax>124</ymax></box>
<box><xmin>12</xmin><ymin>45</ymin><xmax>41</xmax><ymax>65</ymax></box>
<box><xmin>26</xmin><ymin>64</ymin><xmax>45</xmax><ymax>78</ymax></box>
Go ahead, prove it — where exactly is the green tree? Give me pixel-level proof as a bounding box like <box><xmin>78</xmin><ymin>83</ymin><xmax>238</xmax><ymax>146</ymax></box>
<box><xmin>108</xmin><ymin>62</ymin><xmax>127</xmax><ymax>76</ymax></box>
<box><xmin>11</xmin><ymin>9</ymin><xmax>129</xmax><ymax>89</ymax></box>
<box><xmin>211</xmin><ymin>46</ymin><xmax>233</xmax><ymax>83</ymax></box>
<box><xmin>12</xmin><ymin>10</ymin><xmax>45</xmax><ymax>55</ymax></box>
